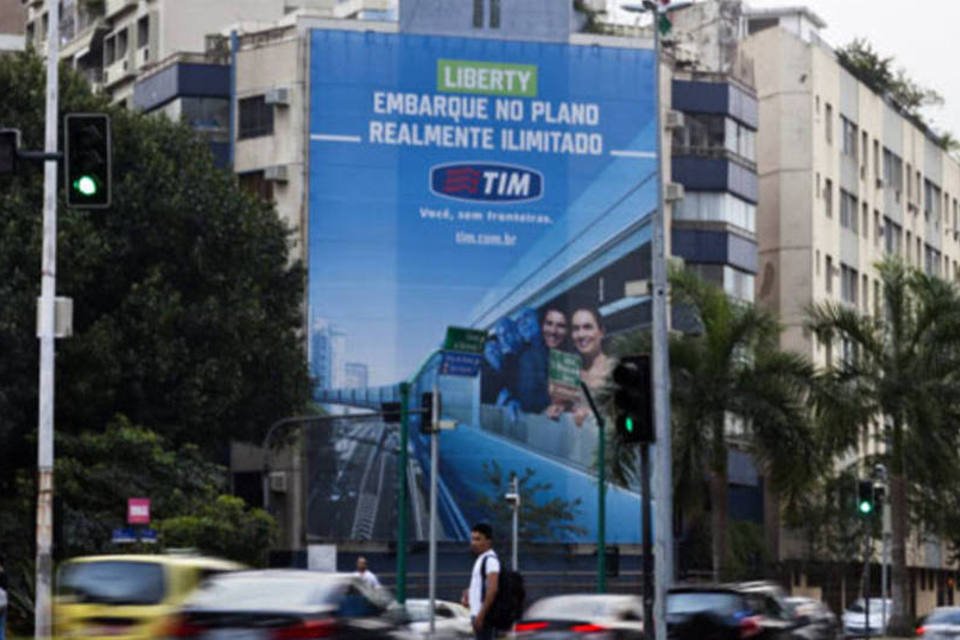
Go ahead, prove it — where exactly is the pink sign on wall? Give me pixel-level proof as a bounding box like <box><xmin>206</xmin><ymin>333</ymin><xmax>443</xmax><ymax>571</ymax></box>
<box><xmin>127</xmin><ymin>497</ymin><xmax>151</xmax><ymax>525</ymax></box>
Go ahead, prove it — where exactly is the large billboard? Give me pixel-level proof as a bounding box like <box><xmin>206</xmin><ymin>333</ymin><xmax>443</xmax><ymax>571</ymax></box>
<box><xmin>307</xmin><ymin>29</ymin><xmax>658</xmax><ymax>544</ymax></box>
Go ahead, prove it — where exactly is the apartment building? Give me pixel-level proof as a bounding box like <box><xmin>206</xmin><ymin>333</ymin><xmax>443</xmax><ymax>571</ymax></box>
<box><xmin>0</xmin><ymin>0</ymin><xmax>25</xmax><ymax>53</ymax></box>
<box><xmin>742</xmin><ymin>5</ymin><xmax>960</xmax><ymax>612</ymax></box>
<box><xmin>22</xmin><ymin>0</ymin><xmax>390</xmax><ymax>106</ymax></box>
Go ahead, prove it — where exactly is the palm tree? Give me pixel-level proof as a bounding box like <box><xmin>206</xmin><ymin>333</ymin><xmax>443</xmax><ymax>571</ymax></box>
<box><xmin>609</xmin><ymin>269</ymin><xmax>815</xmax><ymax>580</ymax></box>
<box><xmin>807</xmin><ymin>257</ymin><xmax>960</xmax><ymax>635</ymax></box>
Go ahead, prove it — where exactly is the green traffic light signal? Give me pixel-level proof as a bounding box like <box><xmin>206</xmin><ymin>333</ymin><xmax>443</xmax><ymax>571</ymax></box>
<box><xmin>74</xmin><ymin>175</ymin><xmax>99</xmax><ymax>196</ymax></box>
<box><xmin>858</xmin><ymin>500</ymin><xmax>873</xmax><ymax>515</ymax></box>
<box><xmin>625</xmin><ymin>416</ymin><xmax>635</xmax><ymax>433</ymax></box>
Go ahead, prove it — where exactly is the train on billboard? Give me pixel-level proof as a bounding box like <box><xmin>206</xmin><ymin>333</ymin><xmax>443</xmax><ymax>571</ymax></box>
<box><xmin>307</xmin><ymin>29</ymin><xmax>658</xmax><ymax>544</ymax></box>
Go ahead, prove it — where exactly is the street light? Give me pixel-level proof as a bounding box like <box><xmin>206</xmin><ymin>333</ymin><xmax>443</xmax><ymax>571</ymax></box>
<box><xmin>618</xmin><ymin>3</ymin><xmax>692</xmax><ymax>639</ymax></box>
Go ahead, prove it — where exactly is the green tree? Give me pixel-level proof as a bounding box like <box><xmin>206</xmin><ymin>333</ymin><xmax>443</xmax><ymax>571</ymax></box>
<box><xmin>807</xmin><ymin>257</ymin><xmax>960</xmax><ymax>635</ymax></box>
<box><xmin>0</xmin><ymin>51</ymin><xmax>310</xmax><ymax>484</ymax></box>
<box><xmin>609</xmin><ymin>270</ymin><xmax>815</xmax><ymax>580</ymax></box>
<box><xmin>158</xmin><ymin>495</ymin><xmax>277</xmax><ymax>567</ymax></box>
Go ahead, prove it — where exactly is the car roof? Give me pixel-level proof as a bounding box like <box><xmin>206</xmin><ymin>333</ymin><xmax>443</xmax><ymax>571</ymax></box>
<box><xmin>62</xmin><ymin>554</ymin><xmax>243</xmax><ymax>570</ymax></box>
<box><xmin>212</xmin><ymin>569</ymin><xmax>356</xmax><ymax>581</ymax></box>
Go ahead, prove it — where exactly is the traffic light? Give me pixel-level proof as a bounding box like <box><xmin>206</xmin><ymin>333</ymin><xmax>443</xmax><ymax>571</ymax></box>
<box><xmin>0</xmin><ymin>128</ymin><xmax>19</xmax><ymax>175</ymax></box>
<box><xmin>857</xmin><ymin>480</ymin><xmax>875</xmax><ymax>515</ymax></box>
<box><xmin>420</xmin><ymin>391</ymin><xmax>441</xmax><ymax>434</ymax></box>
<box><xmin>612</xmin><ymin>354</ymin><xmax>654</xmax><ymax>444</ymax></box>
<box><xmin>64</xmin><ymin>113</ymin><xmax>111</xmax><ymax>208</ymax></box>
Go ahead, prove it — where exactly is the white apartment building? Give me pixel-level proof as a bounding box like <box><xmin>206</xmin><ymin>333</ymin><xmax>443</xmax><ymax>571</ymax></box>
<box><xmin>742</xmin><ymin>6</ymin><xmax>960</xmax><ymax>608</ymax></box>
<box><xmin>22</xmin><ymin>0</ymin><xmax>390</xmax><ymax>105</ymax></box>
<box><xmin>0</xmin><ymin>0</ymin><xmax>25</xmax><ymax>52</ymax></box>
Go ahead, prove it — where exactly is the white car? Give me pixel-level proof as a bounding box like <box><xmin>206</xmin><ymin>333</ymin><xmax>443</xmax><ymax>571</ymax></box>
<box><xmin>405</xmin><ymin>599</ymin><xmax>473</xmax><ymax>639</ymax></box>
<box><xmin>842</xmin><ymin>598</ymin><xmax>892</xmax><ymax>637</ymax></box>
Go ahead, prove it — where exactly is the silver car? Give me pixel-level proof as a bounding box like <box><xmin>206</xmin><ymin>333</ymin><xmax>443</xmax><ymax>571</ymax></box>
<box><xmin>514</xmin><ymin>594</ymin><xmax>645</xmax><ymax>639</ymax></box>
<box><xmin>918</xmin><ymin>606</ymin><xmax>960</xmax><ymax>640</ymax></box>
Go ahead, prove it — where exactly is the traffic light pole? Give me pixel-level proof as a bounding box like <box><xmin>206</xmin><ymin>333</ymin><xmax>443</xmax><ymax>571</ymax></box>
<box><xmin>641</xmin><ymin>443</ymin><xmax>654</xmax><ymax>636</ymax></box>
<box><xmin>579</xmin><ymin>381</ymin><xmax>607</xmax><ymax>593</ymax></box>
<box><xmin>36</xmin><ymin>0</ymin><xmax>61</xmax><ymax>635</ymax></box>
<box><xmin>396</xmin><ymin>382</ymin><xmax>411</xmax><ymax>603</ymax></box>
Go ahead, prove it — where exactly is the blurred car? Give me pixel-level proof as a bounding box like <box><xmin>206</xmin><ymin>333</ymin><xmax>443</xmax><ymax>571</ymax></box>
<box><xmin>165</xmin><ymin>569</ymin><xmax>410</xmax><ymax>639</ymax></box>
<box><xmin>784</xmin><ymin>596</ymin><xmax>839</xmax><ymax>640</ymax></box>
<box><xmin>513</xmin><ymin>593</ymin><xmax>644</xmax><ymax>639</ymax></box>
<box><xmin>53</xmin><ymin>553</ymin><xmax>243</xmax><ymax>639</ymax></box>
<box><xmin>841</xmin><ymin>598</ymin><xmax>891</xmax><ymax>638</ymax></box>
<box><xmin>915</xmin><ymin>605</ymin><xmax>960</xmax><ymax>638</ymax></box>
<box><xmin>667</xmin><ymin>582</ymin><xmax>808</xmax><ymax>640</ymax></box>
<box><xmin>405</xmin><ymin>599</ymin><xmax>472</xmax><ymax>639</ymax></box>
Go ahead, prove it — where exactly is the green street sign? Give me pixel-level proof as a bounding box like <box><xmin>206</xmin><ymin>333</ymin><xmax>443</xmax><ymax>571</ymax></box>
<box><xmin>443</xmin><ymin>326</ymin><xmax>487</xmax><ymax>354</ymax></box>
<box><xmin>548</xmin><ymin>349</ymin><xmax>582</xmax><ymax>402</ymax></box>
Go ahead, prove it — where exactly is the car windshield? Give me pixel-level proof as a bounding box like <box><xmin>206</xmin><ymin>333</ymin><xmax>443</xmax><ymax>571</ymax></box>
<box><xmin>847</xmin><ymin>599</ymin><xmax>889</xmax><ymax>613</ymax></box>
<box><xmin>926</xmin><ymin>610</ymin><xmax>960</xmax><ymax>625</ymax></box>
<box><xmin>57</xmin><ymin>561</ymin><xmax>166</xmax><ymax>605</ymax></box>
<box><xmin>668</xmin><ymin>592</ymin><xmax>744</xmax><ymax>615</ymax></box>
<box><xmin>525</xmin><ymin>596</ymin><xmax>635</xmax><ymax>620</ymax></box>
<box><xmin>188</xmin><ymin>576</ymin><xmax>342</xmax><ymax>609</ymax></box>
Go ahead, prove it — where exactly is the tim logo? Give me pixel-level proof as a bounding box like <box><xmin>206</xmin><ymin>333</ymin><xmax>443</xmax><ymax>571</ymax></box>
<box><xmin>430</xmin><ymin>163</ymin><xmax>543</xmax><ymax>203</ymax></box>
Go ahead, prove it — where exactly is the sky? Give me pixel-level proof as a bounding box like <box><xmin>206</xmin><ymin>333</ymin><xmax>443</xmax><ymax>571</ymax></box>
<box><xmin>608</xmin><ymin>0</ymin><xmax>960</xmax><ymax>139</ymax></box>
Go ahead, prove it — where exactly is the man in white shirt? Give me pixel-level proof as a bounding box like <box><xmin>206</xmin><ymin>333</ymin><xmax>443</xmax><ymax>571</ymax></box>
<box><xmin>462</xmin><ymin>522</ymin><xmax>499</xmax><ymax>640</ymax></box>
<box><xmin>354</xmin><ymin>556</ymin><xmax>381</xmax><ymax>589</ymax></box>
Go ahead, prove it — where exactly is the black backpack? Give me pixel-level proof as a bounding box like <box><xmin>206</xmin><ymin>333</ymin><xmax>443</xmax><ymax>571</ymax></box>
<box><xmin>481</xmin><ymin>555</ymin><xmax>526</xmax><ymax>631</ymax></box>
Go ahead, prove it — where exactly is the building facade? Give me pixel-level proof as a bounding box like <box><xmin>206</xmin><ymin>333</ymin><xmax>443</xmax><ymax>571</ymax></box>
<box><xmin>0</xmin><ymin>0</ymin><xmax>25</xmax><ymax>53</ymax></box>
<box><xmin>742</xmin><ymin>5</ymin><xmax>960</xmax><ymax>613</ymax></box>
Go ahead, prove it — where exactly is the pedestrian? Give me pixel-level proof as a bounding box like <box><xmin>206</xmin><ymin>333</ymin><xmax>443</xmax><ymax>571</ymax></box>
<box><xmin>462</xmin><ymin>522</ymin><xmax>500</xmax><ymax>640</ymax></box>
<box><xmin>354</xmin><ymin>556</ymin><xmax>381</xmax><ymax>589</ymax></box>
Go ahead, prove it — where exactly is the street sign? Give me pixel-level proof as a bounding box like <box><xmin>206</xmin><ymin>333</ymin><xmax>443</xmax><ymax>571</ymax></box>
<box><xmin>111</xmin><ymin>528</ymin><xmax>137</xmax><ymax>544</ymax></box>
<box><xmin>140</xmin><ymin>529</ymin><xmax>158</xmax><ymax>544</ymax></box>
<box><xmin>549</xmin><ymin>349</ymin><xmax>582</xmax><ymax>402</ymax></box>
<box><xmin>443</xmin><ymin>326</ymin><xmax>487</xmax><ymax>354</ymax></box>
<box><xmin>127</xmin><ymin>497</ymin><xmax>151</xmax><ymax>524</ymax></box>
<box><xmin>439</xmin><ymin>351</ymin><xmax>482</xmax><ymax>377</ymax></box>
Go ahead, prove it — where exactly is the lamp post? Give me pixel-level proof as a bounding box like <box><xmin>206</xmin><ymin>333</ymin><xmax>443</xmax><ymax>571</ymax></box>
<box><xmin>620</xmin><ymin>3</ymin><xmax>690</xmax><ymax>639</ymax></box>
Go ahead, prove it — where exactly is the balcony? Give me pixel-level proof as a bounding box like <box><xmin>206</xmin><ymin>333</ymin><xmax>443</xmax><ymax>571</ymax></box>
<box><xmin>105</xmin><ymin>0</ymin><xmax>136</xmax><ymax>19</ymax></box>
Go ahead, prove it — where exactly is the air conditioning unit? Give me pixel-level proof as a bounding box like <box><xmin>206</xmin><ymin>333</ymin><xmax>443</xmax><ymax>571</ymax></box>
<box><xmin>664</xmin><ymin>182</ymin><xmax>685</xmax><ymax>202</ymax></box>
<box><xmin>664</xmin><ymin>110</ymin><xmax>684</xmax><ymax>130</ymax></box>
<box><xmin>265</xmin><ymin>87</ymin><xmax>290</xmax><ymax>106</ymax></box>
<box><xmin>269</xmin><ymin>471</ymin><xmax>288</xmax><ymax>493</ymax></box>
<box><xmin>264</xmin><ymin>164</ymin><xmax>289</xmax><ymax>182</ymax></box>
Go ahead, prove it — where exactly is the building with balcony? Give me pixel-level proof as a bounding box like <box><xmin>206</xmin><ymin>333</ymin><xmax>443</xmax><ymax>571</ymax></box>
<box><xmin>741</xmin><ymin>3</ymin><xmax>960</xmax><ymax>613</ymax></box>
<box><xmin>0</xmin><ymin>0</ymin><xmax>25</xmax><ymax>53</ymax></box>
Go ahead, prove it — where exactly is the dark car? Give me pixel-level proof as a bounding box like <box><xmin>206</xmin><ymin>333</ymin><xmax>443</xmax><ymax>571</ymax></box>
<box><xmin>514</xmin><ymin>594</ymin><xmax>645</xmax><ymax>639</ymax></box>
<box><xmin>165</xmin><ymin>569</ymin><xmax>409</xmax><ymax>639</ymax></box>
<box><xmin>667</xmin><ymin>582</ymin><xmax>809</xmax><ymax>640</ymax></box>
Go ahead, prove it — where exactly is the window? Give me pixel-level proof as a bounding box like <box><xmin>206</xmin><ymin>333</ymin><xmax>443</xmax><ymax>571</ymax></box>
<box><xmin>173</xmin><ymin>97</ymin><xmax>230</xmax><ymax>143</ymax></box>
<box><xmin>489</xmin><ymin>0</ymin><xmax>501</xmax><ymax>28</ymax></box>
<box><xmin>862</xmin><ymin>202</ymin><xmax>869</xmax><ymax>238</ymax></box>
<box><xmin>874</xmin><ymin>139</ymin><xmax>881</xmax><ymax>179</ymax></box>
<box><xmin>874</xmin><ymin>210</ymin><xmax>882</xmax><ymax>247</ymax></box>
<box><xmin>906</xmin><ymin>162</ymin><xmax>913</xmax><ymax>200</ymax></box>
<box><xmin>672</xmin><ymin>114</ymin><xmax>755</xmax><ymax>163</ymax></box>
<box><xmin>840</xmin><ymin>264</ymin><xmax>859</xmax><ymax>306</ymax></box>
<box><xmin>825</xmin><ymin>103</ymin><xmax>833</xmax><ymax>143</ymax></box>
<box><xmin>883</xmin><ymin>148</ymin><xmax>903</xmax><ymax>193</ymax></box>
<box><xmin>840</xmin><ymin>189</ymin><xmax>857</xmax><ymax>232</ymax></box>
<box><xmin>841</xmin><ymin>116</ymin><xmax>857</xmax><ymax>159</ymax></box>
<box><xmin>116</xmin><ymin>27</ymin><xmax>128</xmax><ymax>59</ymax></box>
<box><xmin>924</xmin><ymin>179</ymin><xmax>942</xmax><ymax>224</ymax></box>
<box><xmin>874</xmin><ymin>280</ymin><xmax>881</xmax><ymax>317</ymax></box>
<box><xmin>238</xmin><ymin>170</ymin><xmax>274</xmax><ymax>202</ymax></box>
<box><xmin>906</xmin><ymin>231</ymin><xmax>912</xmax><ymax>261</ymax></box>
<box><xmin>861</xmin><ymin>130</ymin><xmax>869</xmax><ymax>172</ymax></box>
<box><xmin>137</xmin><ymin>15</ymin><xmax>149</xmax><ymax>49</ymax></box>
<box><xmin>824</xmin><ymin>178</ymin><xmax>833</xmax><ymax>217</ymax></box>
<box><xmin>862</xmin><ymin>274</ymin><xmax>869</xmax><ymax>311</ymax></box>
<box><xmin>816</xmin><ymin>250</ymin><xmax>821</xmax><ymax>276</ymax></box>
<box><xmin>925</xmin><ymin>244</ymin><xmax>942</xmax><ymax>276</ymax></box>
<box><xmin>672</xmin><ymin>192</ymin><xmax>756</xmax><ymax>231</ymax></box>
<box><xmin>885</xmin><ymin>218</ymin><xmax>901</xmax><ymax>255</ymax></box>
<box><xmin>238</xmin><ymin>95</ymin><xmax>274</xmax><ymax>139</ymax></box>
<box><xmin>472</xmin><ymin>0</ymin><xmax>483</xmax><ymax>27</ymax></box>
<box><xmin>825</xmin><ymin>255</ymin><xmax>834</xmax><ymax>294</ymax></box>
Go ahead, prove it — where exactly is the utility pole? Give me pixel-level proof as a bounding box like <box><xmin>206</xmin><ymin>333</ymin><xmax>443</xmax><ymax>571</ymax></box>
<box><xmin>35</xmin><ymin>0</ymin><xmax>61</xmax><ymax>635</ymax></box>
<box><xmin>428</xmin><ymin>384</ymin><xmax>439</xmax><ymax>636</ymax></box>
<box><xmin>579</xmin><ymin>381</ymin><xmax>607</xmax><ymax>593</ymax></box>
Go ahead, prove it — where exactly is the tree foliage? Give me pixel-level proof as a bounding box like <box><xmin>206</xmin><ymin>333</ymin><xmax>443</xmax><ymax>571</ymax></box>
<box><xmin>807</xmin><ymin>257</ymin><xmax>960</xmax><ymax>634</ymax></box>
<box><xmin>0</xmin><ymin>50</ymin><xmax>310</xmax><ymax>487</ymax></box>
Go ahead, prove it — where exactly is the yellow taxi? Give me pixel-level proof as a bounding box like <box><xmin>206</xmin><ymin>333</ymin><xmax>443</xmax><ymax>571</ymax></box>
<box><xmin>53</xmin><ymin>553</ymin><xmax>243</xmax><ymax>639</ymax></box>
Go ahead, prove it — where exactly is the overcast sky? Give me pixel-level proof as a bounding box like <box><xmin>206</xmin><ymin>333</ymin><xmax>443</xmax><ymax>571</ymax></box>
<box><xmin>606</xmin><ymin>0</ymin><xmax>960</xmax><ymax>138</ymax></box>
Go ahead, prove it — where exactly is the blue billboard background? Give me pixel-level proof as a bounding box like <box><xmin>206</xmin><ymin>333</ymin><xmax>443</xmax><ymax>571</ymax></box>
<box><xmin>308</xmin><ymin>29</ymin><xmax>658</xmax><ymax>543</ymax></box>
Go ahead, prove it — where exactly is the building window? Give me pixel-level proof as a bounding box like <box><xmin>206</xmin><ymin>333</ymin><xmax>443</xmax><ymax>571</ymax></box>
<box><xmin>238</xmin><ymin>170</ymin><xmax>274</xmax><ymax>202</ymax></box>
<box><xmin>816</xmin><ymin>250</ymin><xmax>821</xmax><ymax>276</ymax></box>
<box><xmin>824</xmin><ymin>178</ymin><xmax>833</xmax><ymax>217</ymax></box>
<box><xmin>672</xmin><ymin>114</ymin><xmax>756</xmax><ymax>164</ymax></box>
<box><xmin>874</xmin><ymin>210</ymin><xmax>882</xmax><ymax>248</ymax></box>
<box><xmin>825</xmin><ymin>102</ymin><xmax>833</xmax><ymax>144</ymax></box>
<box><xmin>924</xmin><ymin>179</ymin><xmax>941</xmax><ymax>224</ymax></box>
<box><xmin>104</xmin><ymin>34</ymin><xmax>115</xmax><ymax>64</ymax></box>
<box><xmin>862</xmin><ymin>202</ymin><xmax>868</xmax><ymax>238</ymax></box>
<box><xmin>883</xmin><ymin>147</ymin><xmax>903</xmax><ymax>196</ymax></box>
<box><xmin>137</xmin><ymin>15</ymin><xmax>149</xmax><ymax>49</ymax></box>
<box><xmin>116</xmin><ymin>27</ymin><xmax>128</xmax><ymax>59</ymax></box>
<box><xmin>489</xmin><ymin>0</ymin><xmax>501</xmax><ymax>27</ymax></box>
<box><xmin>840</xmin><ymin>264</ymin><xmax>859</xmax><ymax>306</ymax></box>
<box><xmin>874</xmin><ymin>280</ymin><xmax>881</xmax><ymax>317</ymax></box>
<box><xmin>861</xmin><ymin>130</ymin><xmax>869</xmax><ymax>173</ymax></box>
<box><xmin>885</xmin><ymin>218</ymin><xmax>901</xmax><ymax>255</ymax></box>
<box><xmin>825</xmin><ymin>255</ymin><xmax>834</xmax><ymax>294</ymax></box>
<box><xmin>472</xmin><ymin>0</ymin><xmax>483</xmax><ymax>27</ymax></box>
<box><xmin>238</xmin><ymin>95</ymin><xmax>274</xmax><ymax>139</ymax></box>
<box><xmin>671</xmin><ymin>192</ymin><xmax>756</xmax><ymax>231</ymax></box>
<box><xmin>874</xmin><ymin>139</ymin><xmax>881</xmax><ymax>179</ymax></box>
<box><xmin>840</xmin><ymin>189</ymin><xmax>856</xmax><ymax>231</ymax></box>
<box><xmin>841</xmin><ymin>115</ymin><xmax>857</xmax><ymax>159</ymax></box>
